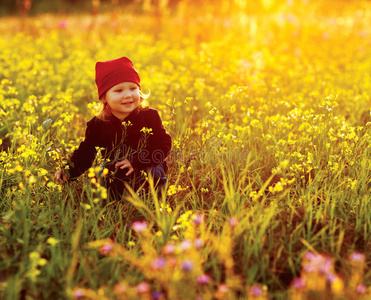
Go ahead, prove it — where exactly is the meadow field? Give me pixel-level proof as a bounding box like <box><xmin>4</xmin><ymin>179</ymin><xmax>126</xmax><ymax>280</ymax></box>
<box><xmin>1</xmin><ymin>0</ymin><xmax>371</xmax><ymax>299</ymax></box>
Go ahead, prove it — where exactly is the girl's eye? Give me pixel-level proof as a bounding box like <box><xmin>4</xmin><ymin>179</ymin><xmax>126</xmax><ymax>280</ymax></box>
<box><xmin>130</xmin><ymin>87</ymin><xmax>137</xmax><ymax>91</ymax></box>
<box><xmin>115</xmin><ymin>89</ymin><xmax>122</xmax><ymax>93</ymax></box>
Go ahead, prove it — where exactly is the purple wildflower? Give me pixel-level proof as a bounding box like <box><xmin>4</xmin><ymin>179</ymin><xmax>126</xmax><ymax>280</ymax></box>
<box><xmin>133</xmin><ymin>221</ymin><xmax>148</xmax><ymax>233</ymax></box>
<box><xmin>181</xmin><ymin>260</ymin><xmax>194</xmax><ymax>271</ymax></box>
<box><xmin>197</xmin><ymin>274</ymin><xmax>211</xmax><ymax>284</ymax></box>
<box><xmin>152</xmin><ymin>291</ymin><xmax>163</xmax><ymax>300</ymax></box>
<box><xmin>150</xmin><ymin>257</ymin><xmax>167</xmax><ymax>270</ymax></box>
<box><xmin>193</xmin><ymin>213</ymin><xmax>203</xmax><ymax>226</ymax></box>
<box><xmin>249</xmin><ymin>285</ymin><xmax>263</xmax><ymax>296</ymax></box>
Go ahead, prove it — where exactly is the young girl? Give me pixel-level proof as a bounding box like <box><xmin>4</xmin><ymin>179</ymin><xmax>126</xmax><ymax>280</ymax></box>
<box><xmin>55</xmin><ymin>57</ymin><xmax>172</xmax><ymax>199</ymax></box>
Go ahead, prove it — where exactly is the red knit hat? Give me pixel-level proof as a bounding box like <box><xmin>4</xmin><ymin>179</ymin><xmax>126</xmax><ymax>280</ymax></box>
<box><xmin>95</xmin><ymin>57</ymin><xmax>141</xmax><ymax>99</ymax></box>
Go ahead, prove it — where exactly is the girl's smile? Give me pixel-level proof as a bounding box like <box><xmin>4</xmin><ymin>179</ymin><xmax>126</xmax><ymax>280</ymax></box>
<box><xmin>121</xmin><ymin>101</ymin><xmax>134</xmax><ymax>105</ymax></box>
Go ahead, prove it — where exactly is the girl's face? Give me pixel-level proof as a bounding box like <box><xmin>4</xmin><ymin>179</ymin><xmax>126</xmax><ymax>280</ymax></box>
<box><xmin>103</xmin><ymin>82</ymin><xmax>140</xmax><ymax>120</ymax></box>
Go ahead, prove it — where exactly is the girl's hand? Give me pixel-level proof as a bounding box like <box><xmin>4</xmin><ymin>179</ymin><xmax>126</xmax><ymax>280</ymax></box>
<box><xmin>115</xmin><ymin>159</ymin><xmax>134</xmax><ymax>176</ymax></box>
<box><xmin>55</xmin><ymin>169</ymin><xmax>68</xmax><ymax>184</ymax></box>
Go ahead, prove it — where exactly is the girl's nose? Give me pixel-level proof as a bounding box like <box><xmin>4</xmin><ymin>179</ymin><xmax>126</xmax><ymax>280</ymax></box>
<box><xmin>123</xmin><ymin>92</ymin><xmax>132</xmax><ymax>98</ymax></box>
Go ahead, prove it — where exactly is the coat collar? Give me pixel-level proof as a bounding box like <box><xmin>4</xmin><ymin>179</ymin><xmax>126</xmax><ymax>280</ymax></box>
<box><xmin>108</xmin><ymin>107</ymin><xmax>141</xmax><ymax>124</ymax></box>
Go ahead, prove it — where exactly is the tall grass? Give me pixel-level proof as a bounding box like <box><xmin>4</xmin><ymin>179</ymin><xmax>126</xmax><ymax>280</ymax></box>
<box><xmin>1</xmin><ymin>1</ymin><xmax>371</xmax><ymax>299</ymax></box>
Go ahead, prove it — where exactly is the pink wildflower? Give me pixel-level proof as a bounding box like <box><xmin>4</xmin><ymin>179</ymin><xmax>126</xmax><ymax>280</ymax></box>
<box><xmin>162</xmin><ymin>243</ymin><xmax>176</xmax><ymax>255</ymax></box>
<box><xmin>327</xmin><ymin>273</ymin><xmax>336</xmax><ymax>283</ymax></box>
<box><xmin>290</xmin><ymin>277</ymin><xmax>306</xmax><ymax>290</ymax></box>
<box><xmin>303</xmin><ymin>251</ymin><xmax>322</xmax><ymax>263</ymax></box>
<box><xmin>197</xmin><ymin>274</ymin><xmax>211</xmax><ymax>284</ymax></box>
<box><xmin>194</xmin><ymin>238</ymin><xmax>203</xmax><ymax>248</ymax></box>
<box><xmin>72</xmin><ymin>289</ymin><xmax>84</xmax><ymax>298</ymax></box>
<box><xmin>349</xmin><ymin>252</ymin><xmax>365</xmax><ymax>262</ymax></box>
<box><xmin>249</xmin><ymin>285</ymin><xmax>263</xmax><ymax>296</ymax></box>
<box><xmin>303</xmin><ymin>262</ymin><xmax>317</xmax><ymax>273</ymax></box>
<box><xmin>136</xmin><ymin>281</ymin><xmax>150</xmax><ymax>294</ymax></box>
<box><xmin>132</xmin><ymin>221</ymin><xmax>148</xmax><ymax>233</ymax></box>
<box><xmin>357</xmin><ymin>284</ymin><xmax>367</xmax><ymax>294</ymax></box>
<box><xmin>168</xmin><ymin>257</ymin><xmax>177</xmax><ymax>267</ymax></box>
<box><xmin>179</xmin><ymin>239</ymin><xmax>192</xmax><ymax>251</ymax></box>
<box><xmin>59</xmin><ymin>21</ymin><xmax>67</xmax><ymax>29</ymax></box>
<box><xmin>217</xmin><ymin>283</ymin><xmax>228</xmax><ymax>293</ymax></box>
<box><xmin>228</xmin><ymin>217</ymin><xmax>239</xmax><ymax>228</ymax></box>
<box><xmin>113</xmin><ymin>283</ymin><xmax>126</xmax><ymax>294</ymax></box>
<box><xmin>320</xmin><ymin>257</ymin><xmax>334</xmax><ymax>275</ymax></box>
<box><xmin>100</xmin><ymin>243</ymin><xmax>114</xmax><ymax>255</ymax></box>
<box><xmin>193</xmin><ymin>213</ymin><xmax>203</xmax><ymax>226</ymax></box>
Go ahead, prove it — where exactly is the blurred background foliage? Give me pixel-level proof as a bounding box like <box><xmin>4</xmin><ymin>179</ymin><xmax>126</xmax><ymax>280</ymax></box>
<box><xmin>1</xmin><ymin>0</ymin><xmax>371</xmax><ymax>298</ymax></box>
<box><xmin>0</xmin><ymin>0</ymin><xmax>366</xmax><ymax>17</ymax></box>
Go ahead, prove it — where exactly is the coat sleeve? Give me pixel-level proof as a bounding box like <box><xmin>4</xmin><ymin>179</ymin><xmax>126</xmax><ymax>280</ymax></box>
<box><xmin>130</xmin><ymin>110</ymin><xmax>172</xmax><ymax>171</ymax></box>
<box><xmin>66</xmin><ymin>118</ymin><xmax>99</xmax><ymax>180</ymax></box>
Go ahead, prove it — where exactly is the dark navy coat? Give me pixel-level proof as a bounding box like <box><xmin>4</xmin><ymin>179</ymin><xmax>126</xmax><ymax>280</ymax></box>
<box><xmin>67</xmin><ymin>107</ymin><xmax>172</xmax><ymax>183</ymax></box>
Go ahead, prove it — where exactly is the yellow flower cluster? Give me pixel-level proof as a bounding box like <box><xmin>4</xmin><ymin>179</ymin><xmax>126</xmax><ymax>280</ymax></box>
<box><xmin>167</xmin><ymin>184</ymin><xmax>188</xmax><ymax>196</ymax></box>
<box><xmin>1</xmin><ymin>0</ymin><xmax>371</xmax><ymax>298</ymax></box>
